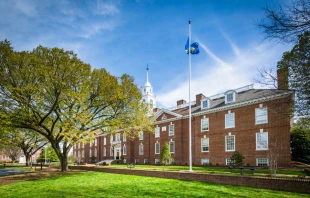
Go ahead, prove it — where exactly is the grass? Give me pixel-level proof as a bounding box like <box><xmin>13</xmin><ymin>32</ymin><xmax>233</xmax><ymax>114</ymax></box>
<box><xmin>0</xmin><ymin>171</ymin><xmax>308</xmax><ymax>197</ymax></box>
<box><xmin>104</xmin><ymin>164</ymin><xmax>307</xmax><ymax>177</ymax></box>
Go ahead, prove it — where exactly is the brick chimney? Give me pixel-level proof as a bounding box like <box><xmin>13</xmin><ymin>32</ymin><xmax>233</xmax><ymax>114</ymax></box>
<box><xmin>153</xmin><ymin>107</ymin><xmax>160</xmax><ymax>113</ymax></box>
<box><xmin>177</xmin><ymin>99</ymin><xmax>186</xmax><ymax>106</ymax></box>
<box><xmin>196</xmin><ymin>93</ymin><xmax>206</xmax><ymax>106</ymax></box>
<box><xmin>277</xmin><ymin>67</ymin><xmax>288</xmax><ymax>90</ymax></box>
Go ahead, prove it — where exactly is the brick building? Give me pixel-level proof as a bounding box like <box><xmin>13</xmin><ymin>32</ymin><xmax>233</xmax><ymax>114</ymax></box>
<box><xmin>73</xmin><ymin>70</ymin><xmax>293</xmax><ymax>167</ymax></box>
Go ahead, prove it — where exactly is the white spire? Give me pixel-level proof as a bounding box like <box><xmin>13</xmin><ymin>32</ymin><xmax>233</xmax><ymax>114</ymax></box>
<box><xmin>141</xmin><ymin>64</ymin><xmax>156</xmax><ymax>109</ymax></box>
<box><xmin>146</xmin><ymin>64</ymin><xmax>149</xmax><ymax>83</ymax></box>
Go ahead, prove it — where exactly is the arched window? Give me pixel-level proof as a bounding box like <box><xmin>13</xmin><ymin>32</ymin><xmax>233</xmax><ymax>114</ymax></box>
<box><xmin>150</xmin><ymin>99</ymin><xmax>153</xmax><ymax>104</ymax></box>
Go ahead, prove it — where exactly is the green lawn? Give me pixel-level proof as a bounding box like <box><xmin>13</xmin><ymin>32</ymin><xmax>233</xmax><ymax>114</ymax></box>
<box><xmin>0</xmin><ymin>172</ymin><xmax>308</xmax><ymax>197</ymax></box>
<box><xmin>105</xmin><ymin>164</ymin><xmax>307</xmax><ymax>177</ymax></box>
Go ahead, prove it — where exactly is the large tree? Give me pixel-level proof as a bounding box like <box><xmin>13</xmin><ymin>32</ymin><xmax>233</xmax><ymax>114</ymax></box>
<box><xmin>291</xmin><ymin>118</ymin><xmax>310</xmax><ymax>162</ymax></box>
<box><xmin>1</xmin><ymin>128</ymin><xmax>47</xmax><ymax>166</ymax></box>
<box><xmin>0</xmin><ymin>40</ymin><xmax>154</xmax><ymax>171</ymax></box>
<box><xmin>258</xmin><ymin>0</ymin><xmax>310</xmax><ymax>43</ymax></box>
<box><xmin>254</xmin><ymin>32</ymin><xmax>310</xmax><ymax>119</ymax></box>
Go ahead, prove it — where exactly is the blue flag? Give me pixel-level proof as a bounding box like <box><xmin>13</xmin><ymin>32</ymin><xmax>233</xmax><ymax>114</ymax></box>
<box><xmin>185</xmin><ymin>37</ymin><xmax>200</xmax><ymax>55</ymax></box>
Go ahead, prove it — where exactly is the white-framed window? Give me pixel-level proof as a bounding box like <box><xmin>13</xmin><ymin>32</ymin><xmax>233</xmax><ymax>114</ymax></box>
<box><xmin>95</xmin><ymin>138</ymin><xmax>97</xmax><ymax>146</ymax></box>
<box><xmin>225</xmin><ymin>112</ymin><xmax>235</xmax><ymax>128</ymax></box>
<box><xmin>123</xmin><ymin>134</ymin><xmax>126</xmax><ymax>142</ymax></box>
<box><xmin>82</xmin><ymin>150</ymin><xmax>84</xmax><ymax>157</ymax></box>
<box><xmin>201</xmin><ymin>117</ymin><xmax>209</xmax><ymax>131</ymax></box>
<box><xmin>116</xmin><ymin>133</ymin><xmax>120</xmax><ymax>142</ymax></box>
<box><xmin>225</xmin><ymin>91</ymin><xmax>235</xmax><ymax>104</ymax></box>
<box><xmin>162</xmin><ymin>114</ymin><xmax>167</xmax><ymax>120</ymax></box>
<box><xmin>103</xmin><ymin>147</ymin><xmax>106</xmax><ymax>156</ymax></box>
<box><xmin>74</xmin><ymin>144</ymin><xmax>76</xmax><ymax>149</ymax></box>
<box><xmin>104</xmin><ymin>137</ymin><xmax>106</xmax><ymax>145</ymax></box>
<box><xmin>201</xmin><ymin>99</ymin><xmax>209</xmax><ymax>109</ymax></box>
<box><xmin>94</xmin><ymin>148</ymin><xmax>97</xmax><ymax>157</ymax></box>
<box><xmin>226</xmin><ymin>158</ymin><xmax>235</xmax><ymax>165</ymax></box>
<box><xmin>90</xmin><ymin>140</ymin><xmax>92</xmax><ymax>147</ymax></box>
<box><xmin>139</xmin><ymin>131</ymin><xmax>144</xmax><ymax>140</ymax></box>
<box><xmin>110</xmin><ymin>135</ymin><xmax>113</xmax><ymax>143</ymax></box>
<box><xmin>256</xmin><ymin>158</ymin><xmax>268</xmax><ymax>166</ymax></box>
<box><xmin>2</xmin><ymin>154</ymin><xmax>5</xmax><ymax>159</ymax></box>
<box><xmin>135</xmin><ymin>159</ymin><xmax>139</xmax><ymax>164</ymax></box>
<box><xmin>155</xmin><ymin>158</ymin><xmax>160</xmax><ymax>164</ymax></box>
<box><xmin>169</xmin><ymin>141</ymin><xmax>175</xmax><ymax>153</ymax></box>
<box><xmin>155</xmin><ymin>126</ymin><xmax>160</xmax><ymax>138</ymax></box>
<box><xmin>78</xmin><ymin>151</ymin><xmax>80</xmax><ymax>157</ymax></box>
<box><xmin>201</xmin><ymin>158</ymin><xmax>209</xmax><ymax>165</ymax></box>
<box><xmin>155</xmin><ymin>142</ymin><xmax>160</xmax><ymax>154</ymax></box>
<box><xmin>139</xmin><ymin>143</ymin><xmax>144</xmax><ymax>155</ymax></box>
<box><xmin>162</xmin><ymin>126</ymin><xmax>166</xmax><ymax>131</ymax></box>
<box><xmin>123</xmin><ymin>145</ymin><xmax>127</xmax><ymax>155</ymax></box>
<box><xmin>225</xmin><ymin>135</ymin><xmax>235</xmax><ymax>151</ymax></box>
<box><xmin>89</xmin><ymin>149</ymin><xmax>92</xmax><ymax>157</ymax></box>
<box><xmin>169</xmin><ymin>123</ymin><xmax>174</xmax><ymax>136</ymax></box>
<box><xmin>256</xmin><ymin>132</ymin><xmax>268</xmax><ymax>150</ymax></box>
<box><xmin>110</xmin><ymin>147</ymin><xmax>113</xmax><ymax>156</ymax></box>
<box><xmin>144</xmin><ymin>159</ymin><xmax>148</xmax><ymax>164</ymax></box>
<box><xmin>82</xmin><ymin>142</ymin><xmax>84</xmax><ymax>148</ymax></box>
<box><xmin>201</xmin><ymin>138</ymin><xmax>209</xmax><ymax>152</ymax></box>
<box><xmin>256</xmin><ymin>107</ymin><xmax>268</xmax><ymax>124</ymax></box>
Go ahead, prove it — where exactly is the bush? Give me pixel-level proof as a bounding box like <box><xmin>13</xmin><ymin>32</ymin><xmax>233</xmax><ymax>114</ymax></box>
<box><xmin>230</xmin><ymin>151</ymin><xmax>244</xmax><ymax>167</ymax></box>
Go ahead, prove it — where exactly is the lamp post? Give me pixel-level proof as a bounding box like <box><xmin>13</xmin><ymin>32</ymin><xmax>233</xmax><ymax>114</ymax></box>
<box><xmin>44</xmin><ymin>146</ymin><xmax>47</xmax><ymax>164</ymax></box>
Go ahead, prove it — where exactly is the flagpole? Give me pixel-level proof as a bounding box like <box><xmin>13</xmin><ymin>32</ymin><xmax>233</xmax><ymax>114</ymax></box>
<box><xmin>188</xmin><ymin>20</ymin><xmax>193</xmax><ymax>172</ymax></box>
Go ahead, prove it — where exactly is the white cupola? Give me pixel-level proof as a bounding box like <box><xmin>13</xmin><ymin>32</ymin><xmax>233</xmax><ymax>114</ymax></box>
<box><xmin>141</xmin><ymin>65</ymin><xmax>156</xmax><ymax>109</ymax></box>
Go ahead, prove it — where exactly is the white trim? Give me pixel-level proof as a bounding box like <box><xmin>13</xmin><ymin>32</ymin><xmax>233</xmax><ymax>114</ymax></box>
<box><xmin>155</xmin><ymin>92</ymin><xmax>292</xmax><ymax>124</ymax></box>
<box><xmin>256</xmin><ymin>132</ymin><xmax>269</xmax><ymax>150</ymax></box>
<box><xmin>201</xmin><ymin>98</ymin><xmax>210</xmax><ymax>109</ymax></box>
<box><xmin>155</xmin><ymin>142</ymin><xmax>160</xmax><ymax>154</ymax></box>
<box><xmin>154</xmin><ymin>109</ymin><xmax>182</xmax><ymax>120</ymax></box>
<box><xmin>123</xmin><ymin>145</ymin><xmax>127</xmax><ymax>155</ymax></box>
<box><xmin>225</xmin><ymin>112</ymin><xmax>235</xmax><ymax>129</ymax></box>
<box><xmin>201</xmin><ymin>137</ymin><xmax>209</xmax><ymax>152</ymax></box>
<box><xmin>255</xmin><ymin>107</ymin><xmax>268</xmax><ymax>124</ymax></box>
<box><xmin>155</xmin><ymin>126</ymin><xmax>160</xmax><ymax>138</ymax></box>
<box><xmin>225</xmin><ymin>90</ymin><xmax>236</xmax><ymax>104</ymax></box>
<box><xmin>169</xmin><ymin>123</ymin><xmax>174</xmax><ymax>136</ymax></box>
<box><xmin>256</xmin><ymin>158</ymin><xmax>269</xmax><ymax>166</ymax></box>
<box><xmin>169</xmin><ymin>141</ymin><xmax>175</xmax><ymax>153</ymax></box>
<box><xmin>201</xmin><ymin>117</ymin><xmax>209</xmax><ymax>132</ymax></box>
<box><xmin>225</xmin><ymin>135</ymin><xmax>235</xmax><ymax>152</ymax></box>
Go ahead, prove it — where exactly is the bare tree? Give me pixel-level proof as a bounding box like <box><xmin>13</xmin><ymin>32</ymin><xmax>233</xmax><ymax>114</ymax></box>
<box><xmin>268</xmin><ymin>139</ymin><xmax>281</xmax><ymax>177</ymax></box>
<box><xmin>257</xmin><ymin>0</ymin><xmax>310</xmax><ymax>43</ymax></box>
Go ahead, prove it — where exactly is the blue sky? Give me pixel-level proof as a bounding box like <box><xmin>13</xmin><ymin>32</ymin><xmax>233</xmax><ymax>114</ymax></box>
<box><xmin>0</xmin><ymin>0</ymin><xmax>292</xmax><ymax>108</ymax></box>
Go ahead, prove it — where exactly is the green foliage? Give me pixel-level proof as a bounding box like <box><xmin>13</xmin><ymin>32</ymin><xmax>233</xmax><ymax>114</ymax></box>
<box><xmin>277</xmin><ymin>31</ymin><xmax>310</xmax><ymax>118</ymax></box>
<box><xmin>38</xmin><ymin>146</ymin><xmax>58</xmax><ymax>163</ymax></box>
<box><xmin>230</xmin><ymin>151</ymin><xmax>245</xmax><ymax>167</ymax></box>
<box><xmin>160</xmin><ymin>142</ymin><xmax>172</xmax><ymax>165</ymax></box>
<box><xmin>291</xmin><ymin>118</ymin><xmax>310</xmax><ymax>162</ymax></box>
<box><xmin>0</xmin><ymin>40</ymin><xmax>155</xmax><ymax>171</ymax></box>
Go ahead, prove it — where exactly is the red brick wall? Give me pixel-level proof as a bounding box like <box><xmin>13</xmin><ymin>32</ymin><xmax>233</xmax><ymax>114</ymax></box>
<box><xmin>75</xmin><ymin>95</ymin><xmax>292</xmax><ymax>167</ymax></box>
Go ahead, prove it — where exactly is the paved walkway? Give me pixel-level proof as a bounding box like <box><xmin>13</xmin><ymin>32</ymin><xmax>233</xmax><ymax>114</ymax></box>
<box><xmin>0</xmin><ymin>169</ymin><xmax>31</xmax><ymax>176</ymax></box>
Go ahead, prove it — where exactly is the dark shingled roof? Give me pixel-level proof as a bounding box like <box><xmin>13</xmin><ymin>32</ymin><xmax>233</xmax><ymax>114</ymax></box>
<box><xmin>171</xmin><ymin>89</ymin><xmax>293</xmax><ymax>116</ymax></box>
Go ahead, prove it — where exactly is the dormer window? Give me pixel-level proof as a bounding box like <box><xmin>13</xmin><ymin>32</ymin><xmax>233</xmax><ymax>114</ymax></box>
<box><xmin>225</xmin><ymin>91</ymin><xmax>236</xmax><ymax>104</ymax></box>
<box><xmin>201</xmin><ymin>98</ymin><xmax>210</xmax><ymax>109</ymax></box>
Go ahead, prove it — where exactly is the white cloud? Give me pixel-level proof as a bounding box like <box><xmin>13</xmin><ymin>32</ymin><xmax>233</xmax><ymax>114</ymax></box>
<box><xmin>156</xmin><ymin>39</ymin><xmax>290</xmax><ymax>108</ymax></box>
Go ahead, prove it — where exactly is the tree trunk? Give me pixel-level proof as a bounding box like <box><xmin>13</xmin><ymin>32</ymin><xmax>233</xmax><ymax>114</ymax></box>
<box><xmin>25</xmin><ymin>154</ymin><xmax>30</xmax><ymax>167</ymax></box>
<box><xmin>60</xmin><ymin>154</ymin><xmax>68</xmax><ymax>172</ymax></box>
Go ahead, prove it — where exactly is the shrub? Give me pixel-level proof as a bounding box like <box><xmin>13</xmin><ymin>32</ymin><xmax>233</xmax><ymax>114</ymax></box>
<box><xmin>230</xmin><ymin>151</ymin><xmax>244</xmax><ymax>167</ymax></box>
